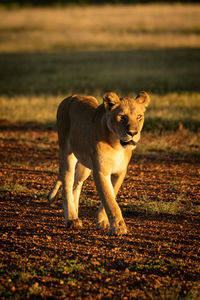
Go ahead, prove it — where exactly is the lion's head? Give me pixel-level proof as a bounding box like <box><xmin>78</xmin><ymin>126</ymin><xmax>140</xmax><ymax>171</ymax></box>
<box><xmin>103</xmin><ymin>91</ymin><xmax>150</xmax><ymax>148</ymax></box>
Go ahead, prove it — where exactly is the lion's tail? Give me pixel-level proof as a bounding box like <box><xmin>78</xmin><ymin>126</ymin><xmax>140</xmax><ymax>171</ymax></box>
<box><xmin>48</xmin><ymin>179</ymin><xmax>62</xmax><ymax>203</ymax></box>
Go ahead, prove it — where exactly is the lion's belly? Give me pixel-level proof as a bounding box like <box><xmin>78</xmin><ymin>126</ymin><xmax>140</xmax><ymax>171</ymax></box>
<box><xmin>69</xmin><ymin>138</ymin><xmax>93</xmax><ymax>169</ymax></box>
<box><xmin>68</xmin><ymin>123</ymin><xmax>93</xmax><ymax>169</ymax></box>
<box><xmin>73</xmin><ymin>150</ymin><xmax>93</xmax><ymax>170</ymax></box>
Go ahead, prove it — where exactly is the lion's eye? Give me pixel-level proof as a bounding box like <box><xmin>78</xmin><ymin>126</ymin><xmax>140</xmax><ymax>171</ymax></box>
<box><xmin>120</xmin><ymin>115</ymin><xmax>127</xmax><ymax>121</ymax></box>
<box><xmin>137</xmin><ymin>114</ymin><xmax>143</xmax><ymax>121</ymax></box>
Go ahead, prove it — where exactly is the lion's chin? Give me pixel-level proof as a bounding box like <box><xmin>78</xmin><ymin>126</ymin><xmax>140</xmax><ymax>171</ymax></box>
<box><xmin>120</xmin><ymin>139</ymin><xmax>137</xmax><ymax>148</ymax></box>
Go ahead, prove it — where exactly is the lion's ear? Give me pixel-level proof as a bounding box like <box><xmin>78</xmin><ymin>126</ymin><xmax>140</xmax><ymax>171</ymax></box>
<box><xmin>135</xmin><ymin>91</ymin><xmax>150</xmax><ymax>109</ymax></box>
<box><xmin>103</xmin><ymin>92</ymin><xmax>120</xmax><ymax>110</ymax></box>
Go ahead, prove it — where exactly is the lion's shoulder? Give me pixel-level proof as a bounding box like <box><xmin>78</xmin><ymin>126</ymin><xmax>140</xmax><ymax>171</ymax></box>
<box><xmin>71</xmin><ymin>94</ymin><xmax>99</xmax><ymax>109</ymax></box>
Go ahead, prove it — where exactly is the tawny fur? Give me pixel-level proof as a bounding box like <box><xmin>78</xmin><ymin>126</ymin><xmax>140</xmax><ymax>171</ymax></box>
<box><xmin>48</xmin><ymin>92</ymin><xmax>150</xmax><ymax>235</ymax></box>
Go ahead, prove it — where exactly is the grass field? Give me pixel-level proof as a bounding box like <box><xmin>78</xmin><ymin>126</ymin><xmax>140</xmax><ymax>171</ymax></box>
<box><xmin>0</xmin><ymin>4</ymin><xmax>200</xmax><ymax>299</ymax></box>
<box><xmin>0</xmin><ymin>4</ymin><xmax>200</xmax><ymax>52</ymax></box>
<box><xmin>0</xmin><ymin>4</ymin><xmax>200</xmax><ymax>133</ymax></box>
<box><xmin>0</xmin><ymin>48</ymin><xmax>199</xmax><ymax>159</ymax></box>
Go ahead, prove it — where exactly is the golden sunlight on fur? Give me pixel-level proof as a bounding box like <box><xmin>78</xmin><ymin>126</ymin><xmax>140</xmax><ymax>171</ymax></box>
<box><xmin>48</xmin><ymin>92</ymin><xmax>150</xmax><ymax>235</ymax></box>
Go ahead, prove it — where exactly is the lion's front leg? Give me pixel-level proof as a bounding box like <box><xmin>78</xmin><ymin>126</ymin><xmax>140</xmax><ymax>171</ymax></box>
<box><xmin>61</xmin><ymin>152</ymin><xmax>82</xmax><ymax>229</ymax></box>
<box><xmin>96</xmin><ymin>170</ymin><xmax>127</xmax><ymax>231</ymax></box>
<box><xmin>93</xmin><ymin>171</ymin><xmax>127</xmax><ymax>235</ymax></box>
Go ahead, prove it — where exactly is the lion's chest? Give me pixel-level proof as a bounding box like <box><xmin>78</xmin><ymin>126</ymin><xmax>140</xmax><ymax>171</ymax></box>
<box><xmin>98</xmin><ymin>147</ymin><xmax>130</xmax><ymax>175</ymax></box>
<box><xmin>112</xmin><ymin>151</ymin><xmax>126</xmax><ymax>173</ymax></box>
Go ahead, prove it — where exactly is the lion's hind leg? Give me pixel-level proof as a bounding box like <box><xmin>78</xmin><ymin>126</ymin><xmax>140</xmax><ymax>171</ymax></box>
<box><xmin>61</xmin><ymin>152</ymin><xmax>83</xmax><ymax>229</ymax></box>
<box><xmin>73</xmin><ymin>163</ymin><xmax>91</xmax><ymax>214</ymax></box>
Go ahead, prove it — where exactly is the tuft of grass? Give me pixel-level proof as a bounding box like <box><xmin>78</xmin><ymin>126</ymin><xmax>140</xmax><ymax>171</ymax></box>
<box><xmin>65</xmin><ymin>277</ymin><xmax>78</xmax><ymax>284</ymax></box>
<box><xmin>97</xmin><ymin>266</ymin><xmax>112</xmax><ymax>276</ymax></box>
<box><xmin>126</xmin><ymin>199</ymin><xmax>183</xmax><ymax>216</ymax></box>
<box><xmin>82</xmin><ymin>197</ymin><xmax>100</xmax><ymax>207</ymax></box>
<box><xmin>24</xmin><ymin>258</ymin><xmax>85</xmax><ymax>277</ymax></box>
<box><xmin>131</xmin><ymin>258</ymin><xmax>186</xmax><ymax>272</ymax></box>
<box><xmin>27</xmin><ymin>282</ymin><xmax>42</xmax><ymax>299</ymax></box>
<box><xmin>57</xmin><ymin>259</ymin><xmax>85</xmax><ymax>274</ymax></box>
<box><xmin>0</xmin><ymin>182</ymin><xmax>28</xmax><ymax>193</ymax></box>
<box><xmin>97</xmin><ymin>267</ymin><xmax>107</xmax><ymax>274</ymax></box>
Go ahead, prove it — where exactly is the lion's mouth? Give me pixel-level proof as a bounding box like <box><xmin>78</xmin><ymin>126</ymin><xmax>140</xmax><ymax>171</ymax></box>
<box><xmin>120</xmin><ymin>140</ymin><xmax>137</xmax><ymax>147</ymax></box>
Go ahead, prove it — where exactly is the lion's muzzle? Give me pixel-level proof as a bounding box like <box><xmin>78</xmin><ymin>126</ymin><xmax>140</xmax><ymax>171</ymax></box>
<box><xmin>120</xmin><ymin>139</ymin><xmax>137</xmax><ymax>147</ymax></box>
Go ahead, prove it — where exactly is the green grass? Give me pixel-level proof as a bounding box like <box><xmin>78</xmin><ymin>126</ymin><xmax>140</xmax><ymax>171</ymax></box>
<box><xmin>0</xmin><ymin>254</ymin><xmax>85</xmax><ymax>299</ymax></box>
<box><xmin>0</xmin><ymin>182</ymin><xmax>28</xmax><ymax>193</ymax></box>
<box><xmin>131</xmin><ymin>258</ymin><xmax>186</xmax><ymax>272</ymax></box>
<box><xmin>126</xmin><ymin>199</ymin><xmax>183</xmax><ymax>216</ymax></box>
<box><xmin>27</xmin><ymin>283</ymin><xmax>43</xmax><ymax>299</ymax></box>
<box><xmin>125</xmin><ymin>180</ymin><xmax>200</xmax><ymax>216</ymax></box>
<box><xmin>0</xmin><ymin>49</ymin><xmax>199</xmax><ymax>97</ymax></box>
<box><xmin>126</xmin><ymin>198</ymin><xmax>200</xmax><ymax>216</ymax></box>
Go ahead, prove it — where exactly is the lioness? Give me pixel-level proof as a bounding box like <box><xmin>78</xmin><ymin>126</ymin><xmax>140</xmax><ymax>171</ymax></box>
<box><xmin>48</xmin><ymin>92</ymin><xmax>150</xmax><ymax>235</ymax></box>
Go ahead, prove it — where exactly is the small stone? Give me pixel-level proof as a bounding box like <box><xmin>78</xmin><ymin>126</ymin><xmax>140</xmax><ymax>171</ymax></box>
<box><xmin>125</xmin><ymin>268</ymin><xmax>129</xmax><ymax>274</ymax></box>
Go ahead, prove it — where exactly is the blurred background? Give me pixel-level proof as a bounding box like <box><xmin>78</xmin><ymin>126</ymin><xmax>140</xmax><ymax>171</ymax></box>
<box><xmin>0</xmin><ymin>0</ymin><xmax>199</xmax><ymax>156</ymax></box>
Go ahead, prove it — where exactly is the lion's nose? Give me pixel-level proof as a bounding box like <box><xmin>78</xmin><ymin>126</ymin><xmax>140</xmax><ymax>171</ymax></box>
<box><xmin>127</xmin><ymin>130</ymin><xmax>138</xmax><ymax>137</ymax></box>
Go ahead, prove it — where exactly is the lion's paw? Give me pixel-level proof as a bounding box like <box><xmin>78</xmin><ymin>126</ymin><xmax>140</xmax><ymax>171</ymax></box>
<box><xmin>66</xmin><ymin>218</ymin><xmax>82</xmax><ymax>229</ymax></box>
<box><xmin>108</xmin><ymin>220</ymin><xmax>127</xmax><ymax>235</ymax></box>
<box><xmin>96</xmin><ymin>220</ymin><xmax>109</xmax><ymax>230</ymax></box>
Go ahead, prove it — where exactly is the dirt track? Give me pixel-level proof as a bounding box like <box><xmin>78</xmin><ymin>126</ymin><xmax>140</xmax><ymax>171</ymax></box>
<box><xmin>0</xmin><ymin>125</ymin><xmax>199</xmax><ymax>299</ymax></box>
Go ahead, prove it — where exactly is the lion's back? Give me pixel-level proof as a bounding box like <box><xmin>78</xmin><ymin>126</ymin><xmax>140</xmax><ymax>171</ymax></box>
<box><xmin>56</xmin><ymin>95</ymin><xmax>99</xmax><ymax>148</ymax></box>
<box><xmin>57</xmin><ymin>95</ymin><xmax>98</xmax><ymax>121</ymax></box>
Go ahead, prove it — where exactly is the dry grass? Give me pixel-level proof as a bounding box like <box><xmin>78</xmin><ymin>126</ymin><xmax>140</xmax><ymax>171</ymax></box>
<box><xmin>0</xmin><ymin>4</ymin><xmax>200</xmax><ymax>52</ymax></box>
<box><xmin>0</xmin><ymin>95</ymin><xmax>59</xmax><ymax>123</ymax></box>
<box><xmin>0</xmin><ymin>93</ymin><xmax>200</xmax><ymax>126</ymax></box>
